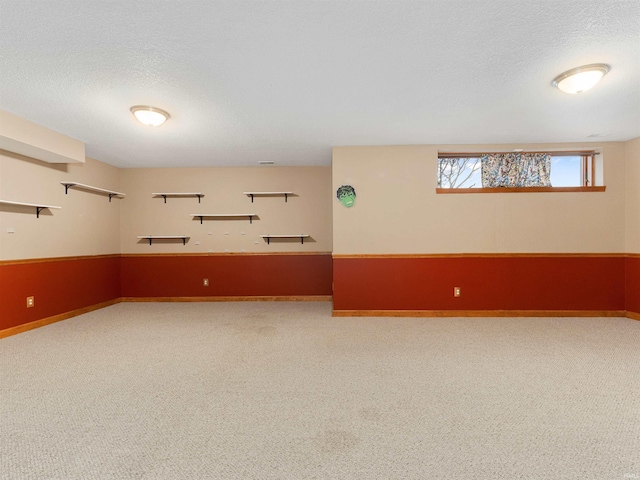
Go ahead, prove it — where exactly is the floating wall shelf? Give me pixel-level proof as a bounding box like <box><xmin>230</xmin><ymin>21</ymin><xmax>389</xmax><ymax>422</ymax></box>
<box><xmin>260</xmin><ymin>234</ymin><xmax>309</xmax><ymax>244</ymax></box>
<box><xmin>137</xmin><ymin>235</ymin><xmax>189</xmax><ymax>245</ymax></box>
<box><xmin>61</xmin><ymin>182</ymin><xmax>125</xmax><ymax>202</ymax></box>
<box><xmin>244</xmin><ymin>191</ymin><xmax>293</xmax><ymax>203</ymax></box>
<box><xmin>191</xmin><ymin>214</ymin><xmax>256</xmax><ymax>224</ymax></box>
<box><xmin>152</xmin><ymin>193</ymin><xmax>204</xmax><ymax>203</ymax></box>
<box><xmin>0</xmin><ymin>199</ymin><xmax>61</xmax><ymax>218</ymax></box>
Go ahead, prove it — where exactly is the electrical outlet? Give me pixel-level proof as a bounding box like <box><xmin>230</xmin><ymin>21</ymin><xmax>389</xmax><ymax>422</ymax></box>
<box><xmin>26</xmin><ymin>296</ymin><xmax>35</xmax><ymax>308</ymax></box>
<box><xmin>454</xmin><ymin>287</ymin><xmax>461</xmax><ymax>297</ymax></box>
<box><xmin>7</xmin><ymin>227</ymin><xmax>15</xmax><ymax>234</ymax></box>
<box><xmin>203</xmin><ymin>278</ymin><xmax>209</xmax><ymax>287</ymax></box>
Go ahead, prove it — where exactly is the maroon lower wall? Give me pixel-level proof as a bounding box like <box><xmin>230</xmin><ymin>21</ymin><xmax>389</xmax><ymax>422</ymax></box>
<box><xmin>626</xmin><ymin>256</ymin><xmax>640</xmax><ymax>316</ymax></box>
<box><xmin>333</xmin><ymin>255</ymin><xmax>626</xmax><ymax>313</ymax></box>
<box><xmin>0</xmin><ymin>255</ymin><xmax>121</xmax><ymax>331</ymax></box>
<box><xmin>120</xmin><ymin>253</ymin><xmax>333</xmax><ymax>298</ymax></box>
<box><xmin>1</xmin><ymin>253</ymin><xmax>635</xmax><ymax>334</ymax></box>
<box><xmin>0</xmin><ymin>253</ymin><xmax>332</xmax><ymax>332</ymax></box>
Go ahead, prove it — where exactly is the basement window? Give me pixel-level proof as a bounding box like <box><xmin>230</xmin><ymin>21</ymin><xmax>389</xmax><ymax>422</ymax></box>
<box><xmin>436</xmin><ymin>150</ymin><xmax>604</xmax><ymax>193</ymax></box>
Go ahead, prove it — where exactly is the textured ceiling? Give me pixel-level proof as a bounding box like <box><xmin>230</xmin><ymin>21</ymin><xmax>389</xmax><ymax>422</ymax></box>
<box><xmin>0</xmin><ymin>0</ymin><xmax>638</xmax><ymax>168</ymax></box>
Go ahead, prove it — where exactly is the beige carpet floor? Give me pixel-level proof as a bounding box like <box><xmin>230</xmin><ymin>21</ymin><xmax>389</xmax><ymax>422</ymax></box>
<box><xmin>1</xmin><ymin>302</ymin><xmax>639</xmax><ymax>479</ymax></box>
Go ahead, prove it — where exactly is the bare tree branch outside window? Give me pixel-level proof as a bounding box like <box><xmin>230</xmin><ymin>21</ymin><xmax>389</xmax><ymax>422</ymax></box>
<box><xmin>437</xmin><ymin>158</ymin><xmax>482</xmax><ymax>188</ymax></box>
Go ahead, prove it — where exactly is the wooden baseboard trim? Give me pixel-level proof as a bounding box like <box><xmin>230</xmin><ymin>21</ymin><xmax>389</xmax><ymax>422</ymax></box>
<box><xmin>627</xmin><ymin>311</ymin><xmax>640</xmax><ymax>321</ymax></box>
<box><xmin>332</xmin><ymin>253</ymin><xmax>627</xmax><ymax>259</ymax></box>
<box><xmin>2</xmin><ymin>301</ymin><xmax>631</xmax><ymax>340</ymax></box>
<box><xmin>0</xmin><ymin>298</ymin><xmax>122</xmax><ymax>340</ymax></box>
<box><xmin>332</xmin><ymin>309</ymin><xmax>626</xmax><ymax>318</ymax></box>
<box><xmin>121</xmin><ymin>295</ymin><xmax>333</xmax><ymax>302</ymax></box>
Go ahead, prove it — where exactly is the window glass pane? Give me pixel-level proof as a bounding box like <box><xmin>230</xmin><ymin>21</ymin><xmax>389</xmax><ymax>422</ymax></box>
<box><xmin>437</xmin><ymin>158</ymin><xmax>482</xmax><ymax>188</ymax></box>
<box><xmin>438</xmin><ymin>155</ymin><xmax>590</xmax><ymax>189</ymax></box>
<box><xmin>550</xmin><ymin>156</ymin><xmax>581</xmax><ymax>187</ymax></box>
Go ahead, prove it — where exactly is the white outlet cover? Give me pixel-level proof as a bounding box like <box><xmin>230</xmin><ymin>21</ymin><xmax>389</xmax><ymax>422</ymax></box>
<box><xmin>208</xmin><ymin>232</ymin><xmax>213</xmax><ymax>235</ymax></box>
<box><xmin>195</xmin><ymin>241</ymin><xmax>200</xmax><ymax>245</ymax></box>
<box><xmin>241</xmin><ymin>231</ymin><xmax>246</xmax><ymax>235</ymax></box>
<box><xmin>253</xmin><ymin>240</ymin><xmax>259</xmax><ymax>244</ymax></box>
<box><xmin>7</xmin><ymin>228</ymin><xmax>15</xmax><ymax>234</ymax></box>
<box><xmin>224</xmin><ymin>231</ymin><xmax>229</xmax><ymax>235</ymax></box>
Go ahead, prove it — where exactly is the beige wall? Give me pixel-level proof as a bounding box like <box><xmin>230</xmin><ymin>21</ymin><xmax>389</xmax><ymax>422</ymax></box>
<box><xmin>1</xmin><ymin>134</ymin><xmax>632</xmax><ymax>259</ymax></box>
<box><xmin>0</xmin><ymin>152</ymin><xmax>121</xmax><ymax>260</ymax></box>
<box><xmin>120</xmin><ymin>166</ymin><xmax>332</xmax><ymax>253</ymax></box>
<box><xmin>332</xmin><ymin>143</ymin><xmax>626</xmax><ymax>254</ymax></box>
<box><xmin>625</xmin><ymin>137</ymin><xmax>640</xmax><ymax>254</ymax></box>
<box><xmin>1</xmin><ymin>153</ymin><xmax>331</xmax><ymax>259</ymax></box>
<box><xmin>0</xmin><ymin>109</ymin><xmax>85</xmax><ymax>164</ymax></box>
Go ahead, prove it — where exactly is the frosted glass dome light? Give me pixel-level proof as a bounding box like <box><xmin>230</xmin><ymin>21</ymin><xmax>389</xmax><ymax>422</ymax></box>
<box><xmin>130</xmin><ymin>106</ymin><xmax>170</xmax><ymax>126</ymax></box>
<box><xmin>552</xmin><ymin>64</ymin><xmax>610</xmax><ymax>94</ymax></box>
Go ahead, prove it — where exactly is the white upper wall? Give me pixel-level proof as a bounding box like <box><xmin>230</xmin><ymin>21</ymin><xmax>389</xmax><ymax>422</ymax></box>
<box><xmin>119</xmin><ymin>166</ymin><xmax>332</xmax><ymax>254</ymax></box>
<box><xmin>626</xmin><ymin>137</ymin><xmax>640</xmax><ymax>253</ymax></box>
<box><xmin>0</xmin><ymin>109</ymin><xmax>85</xmax><ymax>164</ymax></box>
<box><xmin>0</xmin><ymin>152</ymin><xmax>121</xmax><ymax>260</ymax></box>
<box><xmin>1</xmin><ymin>107</ymin><xmax>635</xmax><ymax>259</ymax></box>
<box><xmin>332</xmin><ymin>142</ymin><xmax>626</xmax><ymax>254</ymax></box>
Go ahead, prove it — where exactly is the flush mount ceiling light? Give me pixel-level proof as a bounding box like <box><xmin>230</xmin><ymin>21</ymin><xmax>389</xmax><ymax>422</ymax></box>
<box><xmin>130</xmin><ymin>105</ymin><xmax>170</xmax><ymax>126</ymax></box>
<box><xmin>552</xmin><ymin>64</ymin><xmax>610</xmax><ymax>94</ymax></box>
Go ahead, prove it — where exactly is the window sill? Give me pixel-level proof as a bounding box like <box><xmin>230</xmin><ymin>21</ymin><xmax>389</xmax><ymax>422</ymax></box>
<box><xmin>436</xmin><ymin>186</ymin><xmax>606</xmax><ymax>194</ymax></box>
